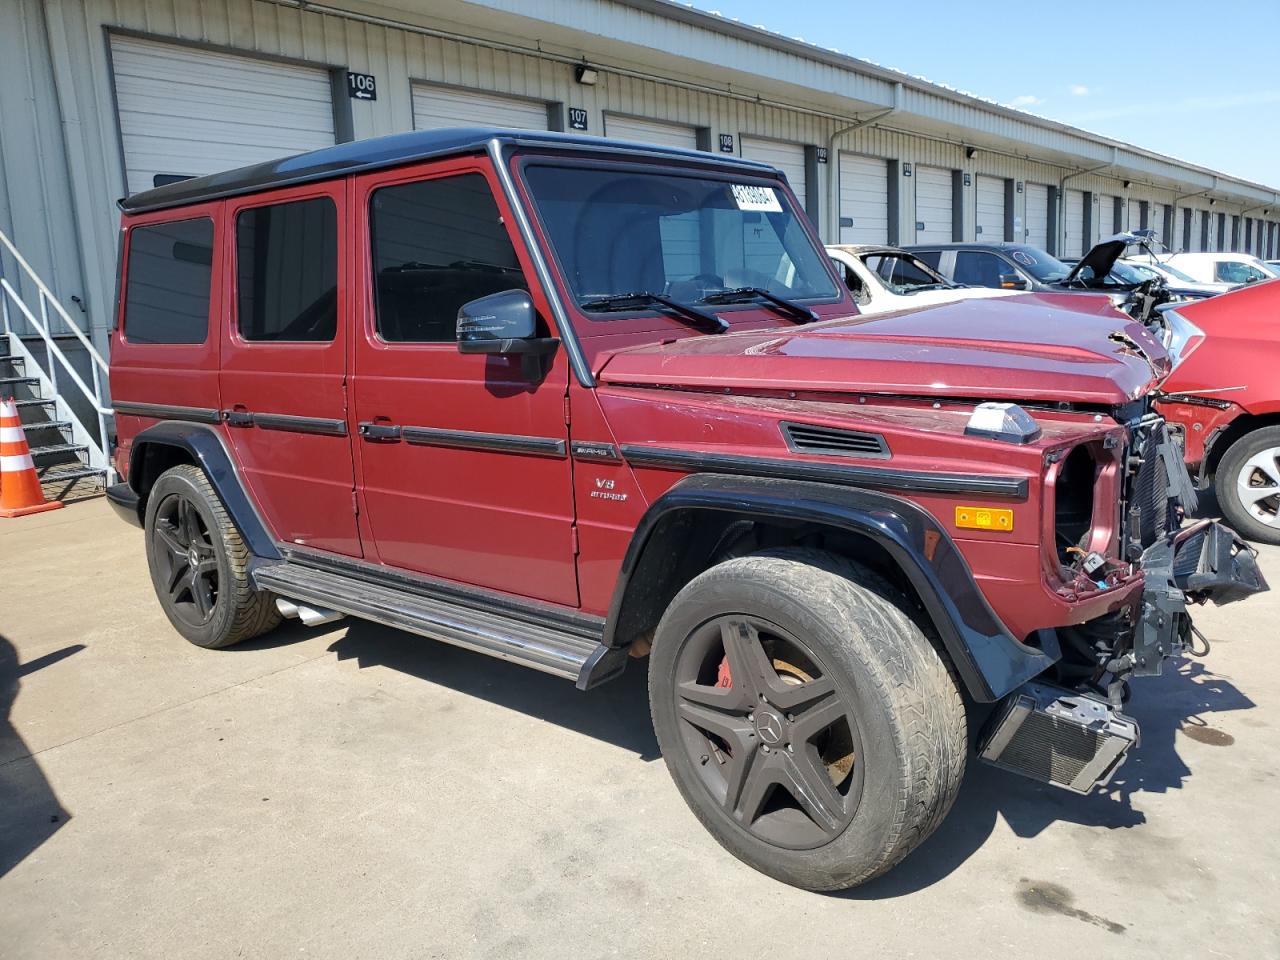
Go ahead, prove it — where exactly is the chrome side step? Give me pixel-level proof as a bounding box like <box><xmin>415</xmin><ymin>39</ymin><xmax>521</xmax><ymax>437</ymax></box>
<box><xmin>253</xmin><ymin>562</ymin><xmax>626</xmax><ymax>689</ymax></box>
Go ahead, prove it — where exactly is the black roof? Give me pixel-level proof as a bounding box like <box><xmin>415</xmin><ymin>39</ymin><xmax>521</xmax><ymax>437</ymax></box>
<box><xmin>901</xmin><ymin>241</ymin><xmax>1045</xmax><ymax>252</ymax></box>
<box><xmin>119</xmin><ymin>127</ymin><xmax>779</xmax><ymax>214</ymax></box>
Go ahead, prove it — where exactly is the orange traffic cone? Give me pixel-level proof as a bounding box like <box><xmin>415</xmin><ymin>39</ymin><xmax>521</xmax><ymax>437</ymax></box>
<box><xmin>0</xmin><ymin>397</ymin><xmax>64</xmax><ymax>518</ymax></box>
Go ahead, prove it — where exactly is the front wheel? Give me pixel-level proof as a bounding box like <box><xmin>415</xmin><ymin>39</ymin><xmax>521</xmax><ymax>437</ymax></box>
<box><xmin>144</xmin><ymin>464</ymin><xmax>280</xmax><ymax>648</ymax></box>
<box><xmin>1215</xmin><ymin>426</ymin><xmax>1280</xmax><ymax>546</ymax></box>
<box><xmin>648</xmin><ymin>548</ymin><xmax>966</xmax><ymax>891</ymax></box>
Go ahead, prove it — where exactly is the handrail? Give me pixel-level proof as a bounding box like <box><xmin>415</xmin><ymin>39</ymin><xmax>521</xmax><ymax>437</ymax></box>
<box><xmin>0</xmin><ymin>229</ymin><xmax>109</xmax><ymax>371</ymax></box>
<box><xmin>0</xmin><ymin>227</ymin><xmax>113</xmax><ymax>480</ymax></box>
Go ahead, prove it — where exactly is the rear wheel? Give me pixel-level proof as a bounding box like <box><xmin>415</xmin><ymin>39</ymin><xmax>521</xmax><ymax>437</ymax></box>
<box><xmin>1215</xmin><ymin>426</ymin><xmax>1280</xmax><ymax>546</ymax></box>
<box><xmin>649</xmin><ymin>548</ymin><xmax>966</xmax><ymax>891</ymax></box>
<box><xmin>144</xmin><ymin>464</ymin><xmax>280</xmax><ymax>648</ymax></box>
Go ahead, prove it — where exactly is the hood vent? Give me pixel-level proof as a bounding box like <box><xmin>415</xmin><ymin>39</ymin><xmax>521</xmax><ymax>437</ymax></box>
<box><xmin>782</xmin><ymin>422</ymin><xmax>890</xmax><ymax>459</ymax></box>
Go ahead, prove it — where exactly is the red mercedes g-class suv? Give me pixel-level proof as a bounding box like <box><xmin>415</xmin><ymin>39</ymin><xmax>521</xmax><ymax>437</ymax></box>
<box><xmin>106</xmin><ymin>129</ymin><xmax>1265</xmax><ymax>891</ymax></box>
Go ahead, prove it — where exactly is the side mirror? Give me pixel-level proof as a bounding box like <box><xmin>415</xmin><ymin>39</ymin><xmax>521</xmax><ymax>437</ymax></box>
<box><xmin>456</xmin><ymin>289</ymin><xmax>559</xmax><ymax>378</ymax></box>
<box><xmin>999</xmin><ymin>273</ymin><xmax>1029</xmax><ymax>290</ymax></box>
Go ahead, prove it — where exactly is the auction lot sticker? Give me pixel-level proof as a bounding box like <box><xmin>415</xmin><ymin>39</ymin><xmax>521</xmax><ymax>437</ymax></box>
<box><xmin>730</xmin><ymin>184</ymin><xmax>783</xmax><ymax>212</ymax></box>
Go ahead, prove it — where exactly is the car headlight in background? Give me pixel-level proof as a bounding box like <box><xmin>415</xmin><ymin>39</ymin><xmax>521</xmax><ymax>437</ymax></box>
<box><xmin>1161</xmin><ymin>308</ymin><xmax>1205</xmax><ymax>372</ymax></box>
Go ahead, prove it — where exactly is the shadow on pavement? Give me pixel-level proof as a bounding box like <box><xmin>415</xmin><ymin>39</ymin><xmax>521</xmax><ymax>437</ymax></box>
<box><xmin>327</xmin><ymin>619</ymin><xmax>660</xmax><ymax>760</ymax></box>
<box><xmin>0</xmin><ymin>635</ymin><xmax>81</xmax><ymax>878</ymax></box>
<box><xmin>842</xmin><ymin>658</ymin><xmax>1254</xmax><ymax>899</ymax></box>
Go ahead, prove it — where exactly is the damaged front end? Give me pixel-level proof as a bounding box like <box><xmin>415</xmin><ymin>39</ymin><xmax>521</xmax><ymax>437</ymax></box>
<box><xmin>979</xmin><ymin>413</ymin><xmax>1267</xmax><ymax>793</ymax></box>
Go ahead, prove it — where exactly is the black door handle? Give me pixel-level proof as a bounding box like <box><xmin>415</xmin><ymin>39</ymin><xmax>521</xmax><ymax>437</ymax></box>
<box><xmin>358</xmin><ymin>422</ymin><xmax>401</xmax><ymax>441</ymax></box>
<box><xmin>224</xmin><ymin>409</ymin><xmax>254</xmax><ymax>427</ymax></box>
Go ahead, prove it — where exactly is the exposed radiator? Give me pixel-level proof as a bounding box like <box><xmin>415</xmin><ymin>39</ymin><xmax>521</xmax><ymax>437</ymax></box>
<box><xmin>979</xmin><ymin>681</ymin><xmax>1138</xmax><ymax>794</ymax></box>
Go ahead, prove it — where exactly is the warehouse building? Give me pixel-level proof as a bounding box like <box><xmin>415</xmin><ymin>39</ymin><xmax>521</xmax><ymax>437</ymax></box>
<box><xmin>3</xmin><ymin>0</ymin><xmax>1280</xmax><ymax>356</ymax></box>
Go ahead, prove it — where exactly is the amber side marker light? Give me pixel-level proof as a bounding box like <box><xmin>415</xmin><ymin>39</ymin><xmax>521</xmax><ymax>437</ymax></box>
<box><xmin>955</xmin><ymin>506</ymin><xmax>1014</xmax><ymax>532</ymax></box>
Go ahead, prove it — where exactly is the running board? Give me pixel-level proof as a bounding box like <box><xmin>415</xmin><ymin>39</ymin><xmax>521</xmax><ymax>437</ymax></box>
<box><xmin>252</xmin><ymin>562</ymin><xmax>626</xmax><ymax>689</ymax></box>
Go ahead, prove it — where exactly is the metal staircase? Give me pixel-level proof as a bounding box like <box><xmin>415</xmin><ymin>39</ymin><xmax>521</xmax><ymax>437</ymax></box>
<box><xmin>0</xmin><ymin>229</ymin><xmax>112</xmax><ymax>502</ymax></box>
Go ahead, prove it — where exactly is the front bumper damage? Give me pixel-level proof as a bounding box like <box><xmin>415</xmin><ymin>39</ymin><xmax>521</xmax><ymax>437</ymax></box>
<box><xmin>980</xmin><ymin>519</ymin><xmax>1267</xmax><ymax>793</ymax></box>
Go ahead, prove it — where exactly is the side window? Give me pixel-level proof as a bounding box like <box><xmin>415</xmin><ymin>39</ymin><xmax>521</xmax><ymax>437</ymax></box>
<box><xmin>236</xmin><ymin>196</ymin><xmax>337</xmax><ymax>342</ymax></box>
<box><xmin>370</xmin><ymin>173</ymin><xmax>528</xmax><ymax>343</ymax></box>
<box><xmin>1216</xmin><ymin>261</ymin><xmax>1266</xmax><ymax>284</ymax></box>
<box><xmin>123</xmin><ymin>218</ymin><xmax>213</xmax><ymax>344</ymax></box>
<box><xmin>952</xmin><ymin>251</ymin><xmax>1007</xmax><ymax>288</ymax></box>
<box><xmin>913</xmin><ymin>249</ymin><xmax>943</xmax><ymax>271</ymax></box>
<box><xmin>864</xmin><ymin>254</ymin><xmax>935</xmax><ymax>288</ymax></box>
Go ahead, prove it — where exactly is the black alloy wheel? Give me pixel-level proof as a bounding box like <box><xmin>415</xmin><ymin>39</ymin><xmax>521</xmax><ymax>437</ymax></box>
<box><xmin>673</xmin><ymin>615</ymin><xmax>863</xmax><ymax>849</ymax></box>
<box><xmin>152</xmin><ymin>492</ymin><xmax>220</xmax><ymax>627</ymax></box>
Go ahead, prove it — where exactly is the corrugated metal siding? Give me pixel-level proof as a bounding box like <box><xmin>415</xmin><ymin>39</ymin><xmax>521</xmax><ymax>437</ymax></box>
<box><xmin>9</xmin><ymin>0</ymin><xmax>1278</xmax><ymax>349</ymax></box>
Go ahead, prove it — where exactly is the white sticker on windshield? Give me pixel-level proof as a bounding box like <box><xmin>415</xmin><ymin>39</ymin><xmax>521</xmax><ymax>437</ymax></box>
<box><xmin>1011</xmin><ymin>251</ymin><xmax>1037</xmax><ymax>266</ymax></box>
<box><xmin>730</xmin><ymin>184</ymin><xmax>783</xmax><ymax>212</ymax></box>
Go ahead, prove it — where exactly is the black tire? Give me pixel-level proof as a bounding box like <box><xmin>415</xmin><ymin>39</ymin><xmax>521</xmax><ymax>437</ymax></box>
<box><xmin>1215</xmin><ymin>426</ymin><xmax>1280</xmax><ymax>546</ymax></box>
<box><xmin>649</xmin><ymin>548</ymin><xmax>966</xmax><ymax>891</ymax></box>
<box><xmin>144</xmin><ymin>464</ymin><xmax>280</xmax><ymax>648</ymax></box>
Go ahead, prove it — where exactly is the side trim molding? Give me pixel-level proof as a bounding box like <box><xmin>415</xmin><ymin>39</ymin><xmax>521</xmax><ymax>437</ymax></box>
<box><xmin>402</xmin><ymin>425</ymin><xmax>567</xmax><ymax>458</ymax></box>
<box><xmin>252</xmin><ymin>412</ymin><xmax>348</xmax><ymax>436</ymax></box>
<box><xmin>113</xmin><ymin>401</ymin><xmax>220</xmax><ymax>424</ymax></box>
<box><xmin>621</xmin><ymin>445</ymin><xmax>1028</xmax><ymax>499</ymax></box>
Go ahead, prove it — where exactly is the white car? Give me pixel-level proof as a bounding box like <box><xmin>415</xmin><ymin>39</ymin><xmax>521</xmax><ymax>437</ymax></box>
<box><xmin>1116</xmin><ymin>257</ymin><xmax>1232</xmax><ymax>296</ymax></box>
<box><xmin>826</xmin><ymin>244</ymin><xmax>1018</xmax><ymax>315</ymax></box>
<box><xmin>1158</xmin><ymin>252</ymin><xmax>1278</xmax><ymax>285</ymax></box>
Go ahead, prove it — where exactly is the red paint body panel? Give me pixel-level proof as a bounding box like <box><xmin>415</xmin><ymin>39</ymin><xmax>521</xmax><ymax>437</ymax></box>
<box><xmin>1156</xmin><ymin>278</ymin><xmax>1280</xmax><ymax>470</ymax></box>
<box><xmin>219</xmin><ymin>181</ymin><xmax>361</xmax><ymax>557</ymax></box>
<box><xmin>347</xmin><ymin>158</ymin><xmax>579</xmax><ymax>606</ymax></box>
<box><xmin>597</xmin><ymin>298</ymin><xmax>1167</xmax><ymax>407</ymax></box>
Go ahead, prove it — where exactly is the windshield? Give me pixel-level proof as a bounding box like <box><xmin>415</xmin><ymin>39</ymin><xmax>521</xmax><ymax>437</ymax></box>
<box><xmin>1110</xmin><ymin>262</ymin><xmax>1153</xmax><ymax>283</ymax></box>
<box><xmin>1010</xmin><ymin>247</ymin><xmax>1071</xmax><ymax>282</ymax></box>
<box><xmin>522</xmin><ymin>164</ymin><xmax>839</xmax><ymax>323</ymax></box>
<box><xmin>860</xmin><ymin>252</ymin><xmax>950</xmax><ymax>293</ymax></box>
<box><xmin>1153</xmin><ymin>261</ymin><xmax>1197</xmax><ymax>283</ymax></box>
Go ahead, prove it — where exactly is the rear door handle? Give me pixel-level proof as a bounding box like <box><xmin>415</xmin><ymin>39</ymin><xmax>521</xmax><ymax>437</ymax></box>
<box><xmin>224</xmin><ymin>407</ymin><xmax>254</xmax><ymax>427</ymax></box>
<box><xmin>358</xmin><ymin>422</ymin><xmax>401</xmax><ymax>442</ymax></box>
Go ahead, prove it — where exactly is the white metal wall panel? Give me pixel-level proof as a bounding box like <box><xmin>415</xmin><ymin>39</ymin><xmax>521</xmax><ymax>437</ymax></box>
<box><xmin>1096</xmin><ymin>194</ymin><xmax>1116</xmax><ymax>239</ymax></box>
<box><xmin>1151</xmin><ymin>203</ymin><xmax>1166</xmax><ymax>246</ymax></box>
<box><xmin>412</xmin><ymin>84</ymin><xmax>548</xmax><ymax>131</ymax></box>
<box><xmin>1064</xmin><ymin>189</ymin><xmax>1085</xmax><ymax>257</ymax></box>
<box><xmin>838</xmin><ymin>153</ymin><xmax>889</xmax><ymax>244</ymax></box>
<box><xmin>914</xmin><ymin>165</ymin><xmax>952</xmax><ymax>243</ymax></box>
<box><xmin>1025</xmin><ymin>183</ymin><xmax>1049</xmax><ymax>249</ymax></box>
<box><xmin>975</xmin><ymin>175</ymin><xmax>1004</xmax><ymax>241</ymax></box>
<box><xmin>109</xmin><ymin>35</ymin><xmax>335</xmax><ymax>195</ymax></box>
<box><xmin>741</xmin><ymin>137</ymin><xmax>807</xmax><ymax>206</ymax></box>
<box><xmin>604</xmin><ymin>114</ymin><xmax>698</xmax><ymax>150</ymax></box>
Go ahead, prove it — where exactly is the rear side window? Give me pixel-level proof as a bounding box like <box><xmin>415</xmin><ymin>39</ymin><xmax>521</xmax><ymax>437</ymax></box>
<box><xmin>123</xmin><ymin>218</ymin><xmax>213</xmax><ymax>344</ymax></box>
<box><xmin>952</xmin><ymin>251</ymin><xmax>1007</xmax><ymax>288</ymax></box>
<box><xmin>913</xmin><ymin>249</ymin><xmax>942</xmax><ymax>270</ymax></box>
<box><xmin>236</xmin><ymin>196</ymin><xmax>338</xmax><ymax>342</ymax></box>
<box><xmin>369</xmin><ymin>173</ymin><xmax>528</xmax><ymax>343</ymax></box>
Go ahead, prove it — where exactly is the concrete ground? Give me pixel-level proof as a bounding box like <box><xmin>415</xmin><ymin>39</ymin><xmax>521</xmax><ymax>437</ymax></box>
<box><xmin>1</xmin><ymin>500</ymin><xmax>1278</xmax><ymax>959</ymax></box>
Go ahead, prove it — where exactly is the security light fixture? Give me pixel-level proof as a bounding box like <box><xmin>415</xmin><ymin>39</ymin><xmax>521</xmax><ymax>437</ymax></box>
<box><xmin>1123</xmin><ymin>180</ymin><xmax>1132</xmax><ymax>189</ymax></box>
<box><xmin>1208</xmin><ymin>198</ymin><xmax>1216</xmax><ymax>206</ymax></box>
<box><xmin>965</xmin><ymin>147</ymin><xmax>977</xmax><ymax>159</ymax></box>
<box><xmin>575</xmin><ymin>63</ymin><xmax>599</xmax><ymax>85</ymax></box>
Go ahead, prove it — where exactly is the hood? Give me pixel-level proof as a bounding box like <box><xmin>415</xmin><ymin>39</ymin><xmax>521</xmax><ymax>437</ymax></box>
<box><xmin>598</xmin><ymin>296</ymin><xmax>1170</xmax><ymax>407</ymax></box>
<box><xmin>1064</xmin><ymin>231</ymin><xmax>1152</xmax><ymax>285</ymax></box>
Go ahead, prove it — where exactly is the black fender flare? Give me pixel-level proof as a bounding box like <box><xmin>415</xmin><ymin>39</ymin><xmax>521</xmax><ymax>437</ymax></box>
<box><xmin>126</xmin><ymin>421</ymin><xmax>281</xmax><ymax>561</ymax></box>
<box><xmin>604</xmin><ymin>473</ymin><xmax>1054</xmax><ymax>702</ymax></box>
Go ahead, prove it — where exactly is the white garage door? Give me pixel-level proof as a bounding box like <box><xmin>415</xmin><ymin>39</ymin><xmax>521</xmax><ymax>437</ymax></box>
<box><xmin>914</xmin><ymin>166</ymin><xmax>953</xmax><ymax>243</ymax></box>
<box><xmin>740</xmin><ymin>138</ymin><xmax>807</xmax><ymax>212</ymax></box>
<box><xmin>1151</xmin><ymin>203</ymin><xmax>1167</xmax><ymax>245</ymax></box>
<box><xmin>1024</xmin><ymin>183</ymin><xmax>1049</xmax><ymax>249</ymax></box>
<box><xmin>1096</xmin><ymin>195</ymin><xmax>1116</xmax><ymax>239</ymax></box>
<box><xmin>975</xmin><ymin>175</ymin><xmax>1005</xmax><ymax>242</ymax></box>
<box><xmin>1064</xmin><ymin>189</ymin><xmax>1085</xmax><ymax>257</ymax></box>
<box><xmin>604</xmin><ymin>115</ymin><xmax>699</xmax><ymax>150</ymax></box>
<box><xmin>1127</xmin><ymin>199</ymin><xmax>1142</xmax><ymax>233</ymax></box>
<box><xmin>839</xmin><ymin>154</ymin><xmax>889</xmax><ymax>244</ymax></box>
<box><xmin>413</xmin><ymin>84</ymin><xmax>548</xmax><ymax>132</ymax></box>
<box><xmin>110</xmin><ymin>35</ymin><xmax>335</xmax><ymax>195</ymax></box>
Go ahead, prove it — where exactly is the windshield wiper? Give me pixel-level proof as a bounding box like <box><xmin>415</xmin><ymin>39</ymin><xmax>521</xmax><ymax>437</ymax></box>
<box><xmin>578</xmin><ymin>292</ymin><xmax>728</xmax><ymax>334</ymax></box>
<box><xmin>698</xmin><ymin>287</ymin><xmax>819</xmax><ymax>324</ymax></box>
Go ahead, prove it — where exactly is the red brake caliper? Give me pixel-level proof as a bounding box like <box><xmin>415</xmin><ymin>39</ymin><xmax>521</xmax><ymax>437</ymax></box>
<box><xmin>716</xmin><ymin>655</ymin><xmax>733</xmax><ymax>688</ymax></box>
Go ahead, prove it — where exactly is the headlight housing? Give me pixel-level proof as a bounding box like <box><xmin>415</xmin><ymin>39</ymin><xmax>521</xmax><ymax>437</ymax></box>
<box><xmin>1161</xmin><ymin>308</ymin><xmax>1205</xmax><ymax>372</ymax></box>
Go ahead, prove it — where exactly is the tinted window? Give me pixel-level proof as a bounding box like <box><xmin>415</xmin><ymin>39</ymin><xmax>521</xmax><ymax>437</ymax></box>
<box><xmin>1215</xmin><ymin>261</ymin><xmax>1267</xmax><ymax>284</ymax></box>
<box><xmin>913</xmin><ymin>249</ymin><xmax>942</xmax><ymax>270</ymax></box>
<box><xmin>370</xmin><ymin>173</ymin><xmax>527</xmax><ymax>343</ymax></box>
<box><xmin>953</xmin><ymin>251</ymin><xmax>1009</xmax><ymax>288</ymax></box>
<box><xmin>123</xmin><ymin>218</ymin><xmax>213</xmax><ymax>344</ymax></box>
<box><xmin>236</xmin><ymin>197</ymin><xmax>337</xmax><ymax>342</ymax></box>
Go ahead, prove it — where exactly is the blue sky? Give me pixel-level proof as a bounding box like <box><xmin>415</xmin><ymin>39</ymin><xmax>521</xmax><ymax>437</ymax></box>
<box><xmin>685</xmin><ymin>0</ymin><xmax>1280</xmax><ymax>187</ymax></box>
